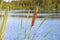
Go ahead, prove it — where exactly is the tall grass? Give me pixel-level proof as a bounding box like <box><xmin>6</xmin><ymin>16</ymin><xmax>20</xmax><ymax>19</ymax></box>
<box><xmin>0</xmin><ymin>0</ymin><xmax>9</xmax><ymax>40</ymax></box>
<box><xmin>1</xmin><ymin>7</ymin><xmax>9</xmax><ymax>40</ymax></box>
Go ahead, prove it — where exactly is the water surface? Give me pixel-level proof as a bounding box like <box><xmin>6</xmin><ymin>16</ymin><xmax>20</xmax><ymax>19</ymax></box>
<box><xmin>0</xmin><ymin>13</ymin><xmax>60</xmax><ymax>40</ymax></box>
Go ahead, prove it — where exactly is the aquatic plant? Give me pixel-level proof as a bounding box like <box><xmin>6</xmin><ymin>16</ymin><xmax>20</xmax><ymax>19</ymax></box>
<box><xmin>17</xmin><ymin>7</ymin><xmax>56</xmax><ymax>40</ymax></box>
<box><xmin>1</xmin><ymin>7</ymin><xmax>9</xmax><ymax>40</ymax></box>
<box><xmin>31</xmin><ymin>10</ymin><xmax>38</xmax><ymax>26</ymax></box>
<box><xmin>0</xmin><ymin>0</ymin><xmax>9</xmax><ymax>40</ymax></box>
<box><xmin>0</xmin><ymin>1</ymin><xmax>57</xmax><ymax>40</ymax></box>
<box><xmin>20</xmin><ymin>18</ymin><xmax>22</xmax><ymax>34</ymax></box>
<box><xmin>43</xmin><ymin>26</ymin><xmax>56</xmax><ymax>37</ymax></box>
<box><xmin>26</xmin><ymin>10</ymin><xmax>30</xmax><ymax>22</ymax></box>
<box><xmin>28</xmin><ymin>7</ymin><xmax>38</xmax><ymax>40</ymax></box>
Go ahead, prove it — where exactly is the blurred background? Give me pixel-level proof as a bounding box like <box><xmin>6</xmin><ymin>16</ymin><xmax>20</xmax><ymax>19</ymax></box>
<box><xmin>0</xmin><ymin>0</ymin><xmax>59</xmax><ymax>10</ymax></box>
<box><xmin>0</xmin><ymin>0</ymin><xmax>60</xmax><ymax>40</ymax></box>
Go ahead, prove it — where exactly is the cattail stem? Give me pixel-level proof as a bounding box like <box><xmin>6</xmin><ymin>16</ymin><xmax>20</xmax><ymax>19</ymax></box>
<box><xmin>28</xmin><ymin>8</ymin><xmax>38</xmax><ymax>40</ymax></box>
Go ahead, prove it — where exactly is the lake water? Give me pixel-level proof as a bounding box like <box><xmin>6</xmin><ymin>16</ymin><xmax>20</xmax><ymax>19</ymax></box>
<box><xmin>0</xmin><ymin>13</ymin><xmax>60</xmax><ymax>40</ymax></box>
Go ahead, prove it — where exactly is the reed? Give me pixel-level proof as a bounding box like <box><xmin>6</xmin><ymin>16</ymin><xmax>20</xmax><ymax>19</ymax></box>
<box><xmin>0</xmin><ymin>1</ymin><xmax>57</xmax><ymax>40</ymax></box>
<box><xmin>0</xmin><ymin>0</ymin><xmax>8</xmax><ymax>40</ymax></box>
<box><xmin>43</xmin><ymin>26</ymin><xmax>56</xmax><ymax>37</ymax></box>
<box><xmin>24</xmin><ymin>28</ymin><xmax>26</xmax><ymax>40</ymax></box>
<box><xmin>31</xmin><ymin>7</ymin><xmax>38</xmax><ymax>32</ymax></box>
<box><xmin>28</xmin><ymin>33</ymin><xmax>30</xmax><ymax>40</ymax></box>
<box><xmin>31</xmin><ymin>10</ymin><xmax>38</xmax><ymax>26</ymax></box>
<box><xmin>20</xmin><ymin>18</ymin><xmax>22</xmax><ymax>34</ymax></box>
<box><xmin>31</xmin><ymin>10</ymin><xmax>52</xmax><ymax>40</ymax></box>
<box><xmin>1</xmin><ymin>7</ymin><xmax>9</xmax><ymax>40</ymax></box>
<box><xmin>26</xmin><ymin>10</ymin><xmax>30</xmax><ymax>22</ymax></box>
<box><xmin>28</xmin><ymin>7</ymin><xmax>38</xmax><ymax>40</ymax></box>
<box><xmin>0</xmin><ymin>0</ymin><xmax>3</xmax><ymax>29</ymax></box>
<box><xmin>37</xmin><ymin>14</ymin><xmax>49</xmax><ymax>30</ymax></box>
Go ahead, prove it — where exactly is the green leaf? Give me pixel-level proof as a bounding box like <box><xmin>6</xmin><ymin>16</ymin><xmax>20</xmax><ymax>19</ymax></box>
<box><xmin>43</xmin><ymin>26</ymin><xmax>56</xmax><ymax>37</ymax></box>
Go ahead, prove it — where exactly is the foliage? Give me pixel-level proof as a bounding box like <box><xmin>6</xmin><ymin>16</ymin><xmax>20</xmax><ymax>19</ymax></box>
<box><xmin>0</xmin><ymin>0</ymin><xmax>59</xmax><ymax>10</ymax></box>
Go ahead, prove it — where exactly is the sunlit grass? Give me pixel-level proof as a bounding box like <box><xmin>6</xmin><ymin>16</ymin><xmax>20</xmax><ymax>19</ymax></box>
<box><xmin>0</xmin><ymin>1</ymin><xmax>9</xmax><ymax>39</ymax></box>
<box><xmin>0</xmin><ymin>0</ymin><xmax>8</xmax><ymax>40</ymax></box>
<box><xmin>1</xmin><ymin>7</ymin><xmax>9</xmax><ymax>40</ymax></box>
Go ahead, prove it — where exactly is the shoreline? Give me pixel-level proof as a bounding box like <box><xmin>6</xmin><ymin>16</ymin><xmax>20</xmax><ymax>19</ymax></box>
<box><xmin>0</xmin><ymin>10</ymin><xmax>60</xmax><ymax>13</ymax></box>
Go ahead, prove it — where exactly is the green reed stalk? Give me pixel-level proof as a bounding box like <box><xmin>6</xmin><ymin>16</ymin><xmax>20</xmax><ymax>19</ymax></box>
<box><xmin>43</xmin><ymin>26</ymin><xmax>56</xmax><ymax>37</ymax></box>
<box><xmin>0</xmin><ymin>0</ymin><xmax>3</xmax><ymax>40</ymax></box>
<box><xmin>20</xmin><ymin>18</ymin><xmax>22</xmax><ymax>34</ymax></box>
<box><xmin>26</xmin><ymin>10</ymin><xmax>30</xmax><ymax>22</ymax></box>
<box><xmin>37</xmin><ymin>9</ymin><xmax>51</xmax><ymax>30</ymax></box>
<box><xmin>24</xmin><ymin>29</ymin><xmax>26</xmax><ymax>40</ymax></box>
<box><xmin>16</xmin><ymin>18</ymin><xmax>22</xmax><ymax>40</ymax></box>
<box><xmin>0</xmin><ymin>0</ymin><xmax>3</xmax><ymax>27</ymax></box>
<box><xmin>1</xmin><ymin>7</ymin><xmax>9</xmax><ymax>40</ymax></box>
<box><xmin>32</xmin><ymin>11</ymin><xmax>50</xmax><ymax>40</ymax></box>
<box><xmin>28</xmin><ymin>7</ymin><xmax>38</xmax><ymax>40</ymax></box>
<box><xmin>37</xmin><ymin>15</ymin><xmax>49</xmax><ymax>30</ymax></box>
<box><xmin>28</xmin><ymin>33</ymin><xmax>30</xmax><ymax>40</ymax></box>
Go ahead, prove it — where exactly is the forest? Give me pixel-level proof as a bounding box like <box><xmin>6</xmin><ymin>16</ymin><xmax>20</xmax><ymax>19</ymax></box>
<box><xmin>0</xmin><ymin>0</ymin><xmax>60</xmax><ymax>10</ymax></box>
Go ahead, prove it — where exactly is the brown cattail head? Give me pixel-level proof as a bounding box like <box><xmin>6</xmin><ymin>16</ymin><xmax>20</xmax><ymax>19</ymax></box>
<box><xmin>31</xmin><ymin>9</ymin><xmax>38</xmax><ymax>26</ymax></box>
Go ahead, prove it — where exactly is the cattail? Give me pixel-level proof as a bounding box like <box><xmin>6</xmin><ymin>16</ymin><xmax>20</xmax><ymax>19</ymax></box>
<box><xmin>31</xmin><ymin>9</ymin><xmax>38</xmax><ymax>26</ymax></box>
<box><xmin>28</xmin><ymin>7</ymin><xmax>38</xmax><ymax>40</ymax></box>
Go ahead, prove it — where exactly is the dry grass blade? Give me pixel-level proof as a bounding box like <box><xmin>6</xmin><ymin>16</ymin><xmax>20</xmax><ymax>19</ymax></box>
<box><xmin>43</xmin><ymin>26</ymin><xmax>56</xmax><ymax>37</ymax></box>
